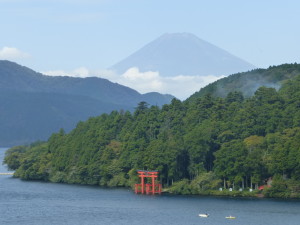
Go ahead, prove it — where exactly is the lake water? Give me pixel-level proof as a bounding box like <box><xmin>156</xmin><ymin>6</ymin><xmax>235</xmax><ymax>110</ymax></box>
<box><xmin>1</xmin><ymin>147</ymin><xmax>300</xmax><ymax>225</ymax></box>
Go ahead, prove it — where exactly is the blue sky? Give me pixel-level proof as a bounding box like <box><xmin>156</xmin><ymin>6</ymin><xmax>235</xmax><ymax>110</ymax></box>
<box><xmin>1</xmin><ymin>0</ymin><xmax>300</xmax><ymax>99</ymax></box>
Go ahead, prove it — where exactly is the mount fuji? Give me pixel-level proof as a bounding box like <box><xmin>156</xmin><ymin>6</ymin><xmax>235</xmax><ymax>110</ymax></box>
<box><xmin>110</xmin><ymin>33</ymin><xmax>255</xmax><ymax>77</ymax></box>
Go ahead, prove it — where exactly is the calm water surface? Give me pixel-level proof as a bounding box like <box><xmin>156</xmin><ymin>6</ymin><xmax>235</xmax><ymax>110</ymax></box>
<box><xmin>1</xmin><ymin>147</ymin><xmax>300</xmax><ymax>225</ymax></box>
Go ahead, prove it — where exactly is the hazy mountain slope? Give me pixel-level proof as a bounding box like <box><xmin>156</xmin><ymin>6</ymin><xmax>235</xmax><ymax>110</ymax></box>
<box><xmin>0</xmin><ymin>91</ymin><xmax>124</xmax><ymax>146</ymax></box>
<box><xmin>141</xmin><ymin>92</ymin><xmax>175</xmax><ymax>106</ymax></box>
<box><xmin>0</xmin><ymin>60</ymin><xmax>174</xmax><ymax>146</ymax></box>
<box><xmin>187</xmin><ymin>63</ymin><xmax>300</xmax><ymax>101</ymax></box>
<box><xmin>110</xmin><ymin>33</ymin><xmax>255</xmax><ymax>76</ymax></box>
<box><xmin>0</xmin><ymin>60</ymin><xmax>173</xmax><ymax>106</ymax></box>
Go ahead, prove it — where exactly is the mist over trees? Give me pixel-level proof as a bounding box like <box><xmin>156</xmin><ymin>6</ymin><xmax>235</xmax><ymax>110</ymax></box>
<box><xmin>188</xmin><ymin>63</ymin><xmax>300</xmax><ymax>100</ymax></box>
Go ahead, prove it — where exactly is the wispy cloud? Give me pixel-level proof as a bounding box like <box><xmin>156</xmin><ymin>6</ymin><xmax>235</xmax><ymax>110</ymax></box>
<box><xmin>0</xmin><ymin>47</ymin><xmax>30</xmax><ymax>60</ymax></box>
<box><xmin>42</xmin><ymin>67</ymin><xmax>90</xmax><ymax>78</ymax></box>
<box><xmin>42</xmin><ymin>67</ymin><xmax>223</xmax><ymax>100</ymax></box>
<box><xmin>120</xmin><ymin>67</ymin><xmax>163</xmax><ymax>92</ymax></box>
<box><xmin>116</xmin><ymin>67</ymin><xmax>224</xmax><ymax>100</ymax></box>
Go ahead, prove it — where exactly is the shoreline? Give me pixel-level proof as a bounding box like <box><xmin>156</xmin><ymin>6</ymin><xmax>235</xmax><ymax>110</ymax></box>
<box><xmin>8</xmin><ymin>174</ymin><xmax>300</xmax><ymax>199</ymax></box>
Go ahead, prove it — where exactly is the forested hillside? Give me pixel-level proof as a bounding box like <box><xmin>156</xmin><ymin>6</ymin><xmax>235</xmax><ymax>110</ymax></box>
<box><xmin>188</xmin><ymin>63</ymin><xmax>300</xmax><ymax>101</ymax></box>
<box><xmin>5</xmin><ymin>64</ymin><xmax>300</xmax><ymax>198</ymax></box>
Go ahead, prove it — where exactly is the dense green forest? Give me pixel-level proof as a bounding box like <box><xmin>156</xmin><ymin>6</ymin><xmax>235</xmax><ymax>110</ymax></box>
<box><xmin>4</xmin><ymin>64</ymin><xmax>300</xmax><ymax>198</ymax></box>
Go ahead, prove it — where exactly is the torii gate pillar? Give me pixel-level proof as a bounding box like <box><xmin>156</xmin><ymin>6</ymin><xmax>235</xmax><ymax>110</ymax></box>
<box><xmin>135</xmin><ymin>170</ymin><xmax>162</xmax><ymax>195</ymax></box>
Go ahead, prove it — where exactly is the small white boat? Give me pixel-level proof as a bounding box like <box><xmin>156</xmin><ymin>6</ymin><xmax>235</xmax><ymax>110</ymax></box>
<box><xmin>199</xmin><ymin>213</ymin><xmax>209</xmax><ymax>217</ymax></box>
<box><xmin>225</xmin><ymin>216</ymin><xmax>236</xmax><ymax>219</ymax></box>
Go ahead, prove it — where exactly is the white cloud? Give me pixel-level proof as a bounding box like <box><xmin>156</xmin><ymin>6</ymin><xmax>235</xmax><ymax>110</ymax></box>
<box><xmin>0</xmin><ymin>47</ymin><xmax>30</xmax><ymax>60</ymax></box>
<box><xmin>43</xmin><ymin>66</ymin><xmax>224</xmax><ymax>100</ymax></box>
<box><xmin>162</xmin><ymin>75</ymin><xmax>225</xmax><ymax>100</ymax></box>
<box><xmin>42</xmin><ymin>67</ymin><xmax>90</xmax><ymax>78</ymax></box>
<box><xmin>73</xmin><ymin>67</ymin><xmax>90</xmax><ymax>77</ymax></box>
<box><xmin>43</xmin><ymin>70</ymin><xmax>72</xmax><ymax>77</ymax></box>
<box><xmin>119</xmin><ymin>67</ymin><xmax>163</xmax><ymax>93</ymax></box>
<box><xmin>115</xmin><ymin>67</ymin><xmax>224</xmax><ymax>100</ymax></box>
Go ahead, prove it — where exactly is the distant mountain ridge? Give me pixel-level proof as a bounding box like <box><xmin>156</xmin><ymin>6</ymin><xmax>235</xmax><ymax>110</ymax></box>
<box><xmin>110</xmin><ymin>33</ymin><xmax>255</xmax><ymax>76</ymax></box>
<box><xmin>0</xmin><ymin>61</ymin><xmax>173</xmax><ymax>106</ymax></box>
<box><xmin>0</xmin><ymin>60</ymin><xmax>174</xmax><ymax>146</ymax></box>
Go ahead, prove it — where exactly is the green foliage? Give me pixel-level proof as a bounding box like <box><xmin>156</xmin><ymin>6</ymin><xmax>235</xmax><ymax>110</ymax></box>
<box><xmin>263</xmin><ymin>175</ymin><xmax>290</xmax><ymax>198</ymax></box>
<box><xmin>4</xmin><ymin>145</ymin><xmax>28</xmax><ymax>170</ymax></box>
<box><xmin>190</xmin><ymin>172</ymin><xmax>222</xmax><ymax>194</ymax></box>
<box><xmin>4</xmin><ymin>64</ymin><xmax>300</xmax><ymax>198</ymax></box>
<box><xmin>13</xmin><ymin>143</ymin><xmax>51</xmax><ymax>181</ymax></box>
<box><xmin>168</xmin><ymin>179</ymin><xmax>192</xmax><ymax>195</ymax></box>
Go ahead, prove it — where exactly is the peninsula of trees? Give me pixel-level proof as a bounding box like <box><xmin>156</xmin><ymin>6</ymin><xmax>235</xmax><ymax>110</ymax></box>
<box><xmin>5</xmin><ymin>63</ymin><xmax>300</xmax><ymax>198</ymax></box>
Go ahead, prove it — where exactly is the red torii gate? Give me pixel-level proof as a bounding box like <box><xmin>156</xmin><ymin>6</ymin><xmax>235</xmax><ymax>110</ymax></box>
<box><xmin>135</xmin><ymin>170</ymin><xmax>162</xmax><ymax>195</ymax></box>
